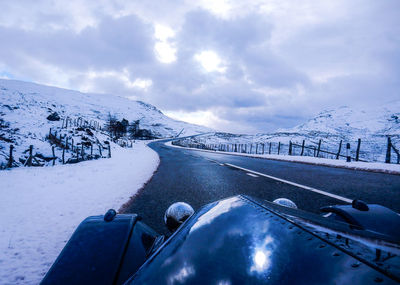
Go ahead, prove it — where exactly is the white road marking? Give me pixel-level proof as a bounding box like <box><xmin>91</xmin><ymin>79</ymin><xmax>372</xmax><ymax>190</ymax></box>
<box><xmin>205</xmin><ymin>158</ymin><xmax>224</xmax><ymax>166</ymax></box>
<box><xmin>224</xmin><ymin>163</ymin><xmax>353</xmax><ymax>203</ymax></box>
<box><xmin>246</xmin><ymin>173</ymin><xmax>259</xmax><ymax>178</ymax></box>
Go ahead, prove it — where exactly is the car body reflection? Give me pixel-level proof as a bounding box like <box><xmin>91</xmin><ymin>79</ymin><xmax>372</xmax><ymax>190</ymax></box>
<box><xmin>126</xmin><ymin>195</ymin><xmax>392</xmax><ymax>284</ymax></box>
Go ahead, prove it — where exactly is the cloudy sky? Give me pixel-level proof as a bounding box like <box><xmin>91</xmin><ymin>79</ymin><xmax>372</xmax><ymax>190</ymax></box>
<box><xmin>0</xmin><ymin>0</ymin><xmax>399</xmax><ymax>133</ymax></box>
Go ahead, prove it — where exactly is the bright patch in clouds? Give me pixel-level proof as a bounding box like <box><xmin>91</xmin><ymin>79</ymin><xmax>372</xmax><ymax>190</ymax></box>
<box><xmin>165</xmin><ymin>110</ymin><xmax>222</xmax><ymax>128</ymax></box>
<box><xmin>195</xmin><ymin>51</ymin><xmax>226</xmax><ymax>73</ymax></box>
<box><xmin>80</xmin><ymin>70</ymin><xmax>152</xmax><ymax>92</ymax></box>
<box><xmin>131</xmin><ymin>78</ymin><xmax>153</xmax><ymax>90</ymax></box>
<box><xmin>155</xmin><ymin>24</ymin><xmax>175</xmax><ymax>41</ymax></box>
<box><xmin>155</xmin><ymin>42</ymin><xmax>177</xmax><ymax>63</ymax></box>
<box><xmin>154</xmin><ymin>24</ymin><xmax>177</xmax><ymax>63</ymax></box>
<box><xmin>200</xmin><ymin>0</ymin><xmax>231</xmax><ymax>18</ymax></box>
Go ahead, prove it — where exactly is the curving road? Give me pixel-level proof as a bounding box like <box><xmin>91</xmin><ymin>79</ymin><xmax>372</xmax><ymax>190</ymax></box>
<box><xmin>123</xmin><ymin>140</ymin><xmax>400</xmax><ymax>235</ymax></box>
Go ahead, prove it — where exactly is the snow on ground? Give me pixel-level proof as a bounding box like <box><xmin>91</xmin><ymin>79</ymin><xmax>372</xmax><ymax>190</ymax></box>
<box><xmin>0</xmin><ymin>141</ymin><xmax>159</xmax><ymax>285</ymax></box>
<box><xmin>166</xmin><ymin>142</ymin><xmax>400</xmax><ymax>175</ymax></box>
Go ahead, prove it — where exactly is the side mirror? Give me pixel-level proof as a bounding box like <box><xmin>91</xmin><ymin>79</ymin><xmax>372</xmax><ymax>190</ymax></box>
<box><xmin>164</xmin><ymin>202</ymin><xmax>194</xmax><ymax>232</ymax></box>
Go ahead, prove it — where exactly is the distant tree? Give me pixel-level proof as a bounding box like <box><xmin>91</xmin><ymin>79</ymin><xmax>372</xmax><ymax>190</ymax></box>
<box><xmin>128</xmin><ymin>120</ymin><xmax>140</xmax><ymax>139</ymax></box>
<box><xmin>105</xmin><ymin>113</ymin><xmax>119</xmax><ymax>139</ymax></box>
<box><xmin>106</xmin><ymin>114</ymin><xmax>130</xmax><ymax>140</ymax></box>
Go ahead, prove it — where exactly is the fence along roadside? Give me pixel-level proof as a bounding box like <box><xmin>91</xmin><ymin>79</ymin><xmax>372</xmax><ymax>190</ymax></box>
<box><xmin>2</xmin><ymin>116</ymin><xmax>113</xmax><ymax>169</ymax></box>
<box><xmin>172</xmin><ymin>137</ymin><xmax>399</xmax><ymax>164</ymax></box>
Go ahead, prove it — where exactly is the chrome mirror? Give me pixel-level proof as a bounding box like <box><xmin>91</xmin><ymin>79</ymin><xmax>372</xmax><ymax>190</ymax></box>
<box><xmin>164</xmin><ymin>202</ymin><xmax>194</xmax><ymax>232</ymax></box>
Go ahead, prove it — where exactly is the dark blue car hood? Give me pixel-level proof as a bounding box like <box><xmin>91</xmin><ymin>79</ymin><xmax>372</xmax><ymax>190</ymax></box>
<box><xmin>126</xmin><ymin>196</ymin><xmax>395</xmax><ymax>284</ymax></box>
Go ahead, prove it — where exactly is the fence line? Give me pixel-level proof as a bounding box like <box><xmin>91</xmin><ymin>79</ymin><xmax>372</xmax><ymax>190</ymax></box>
<box><xmin>61</xmin><ymin>116</ymin><xmax>103</xmax><ymax>131</ymax></box>
<box><xmin>386</xmin><ymin>137</ymin><xmax>400</xmax><ymax>164</ymax></box>
<box><xmin>47</xmin><ymin>128</ymin><xmax>111</xmax><ymax>164</ymax></box>
<box><xmin>172</xmin><ymin>137</ymin><xmax>399</xmax><ymax>164</ymax></box>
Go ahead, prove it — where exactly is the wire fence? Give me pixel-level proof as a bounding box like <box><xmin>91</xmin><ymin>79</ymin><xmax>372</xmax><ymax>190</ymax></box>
<box><xmin>172</xmin><ymin>136</ymin><xmax>400</xmax><ymax>164</ymax></box>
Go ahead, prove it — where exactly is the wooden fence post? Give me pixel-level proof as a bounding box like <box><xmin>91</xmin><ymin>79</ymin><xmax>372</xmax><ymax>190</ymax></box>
<box><xmin>385</xmin><ymin>137</ymin><xmax>391</xmax><ymax>163</ymax></box>
<box><xmin>336</xmin><ymin>140</ymin><xmax>342</xmax><ymax>159</ymax></box>
<box><xmin>28</xmin><ymin>145</ymin><xmax>33</xmax><ymax>166</ymax></box>
<box><xmin>256</xmin><ymin>143</ymin><xmax>258</xmax><ymax>154</ymax></box>
<box><xmin>90</xmin><ymin>144</ymin><xmax>93</xmax><ymax>157</ymax></box>
<box><xmin>278</xmin><ymin>142</ymin><xmax>281</xmax><ymax>155</ymax></box>
<box><xmin>355</xmin><ymin>139</ymin><xmax>361</xmax><ymax>161</ymax></box>
<box><xmin>99</xmin><ymin>145</ymin><xmax>102</xmax><ymax>157</ymax></box>
<box><xmin>262</xmin><ymin>143</ymin><xmax>265</xmax><ymax>154</ymax></box>
<box><xmin>52</xmin><ymin>146</ymin><xmax>56</xmax><ymax>166</ymax></box>
<box><xmin>288</xmin><ymin>141</ymin><xmax>292</xmax><ymax>155</ymax></box>
<box><xmin>62</xmin><ymin>148</ymin><xmax>65</xmax><ymax>164</ymax></box>
<box><xmin>269</xmin><ymin>142</ymin><xmax>271</xmax><ymax>154</ymax></box>
<box><xmin>72</xmin><ymin>139</ymin><xmax>74</xmax><ymax>151</ymax></box>
<box><xmin>300</xmin><ymin>140</ymin><xmax>305</xmax><ymax>156</ymax></box>
<box><xmin>250</xmin><ymin>144</ymin><xmax>253</xmax><ymax>154</ymax></box>
<box><xmin>8</xmin><ymin>145</ymin><xmax>14</xmax><ymax>168</ymax></box>
<box><xmin>346</xmin><ymin>143</ymin><xmax>351</xmax><ymax>162</ymax></box>
<box><xmin>316</xmin><ymin>139</ymin><xmax>322</xmax><ymax>157</ymax></box>
<box><xmin>108</xmin><ymin>144</ymin><xmax>111</xmax><ymax>158</ymax></box>
<box><xmin>392</xmin><ymin>145</ymin><xmax>400</xmax><ymax>164</ymax></box>
<box><xmin>81</xmin><ymin>144</ymin><xmax>84</xmax><ymax>160</ymax></box>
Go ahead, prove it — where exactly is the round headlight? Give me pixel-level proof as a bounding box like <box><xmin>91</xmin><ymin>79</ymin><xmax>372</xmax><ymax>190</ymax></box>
<box><xmin>164</xmin><ymin>202</ymin><xmax>194</xmax><ymax>232</ymax></box>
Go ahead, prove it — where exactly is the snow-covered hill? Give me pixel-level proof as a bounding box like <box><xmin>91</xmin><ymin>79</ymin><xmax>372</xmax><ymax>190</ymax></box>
<box><xmin>179</xmin><ymin>103</ymin><xmax>400</xmax><ymax>163</ymax></box>
<box><xmin>0</xmin><ymin>79</ymin><xmax>211</xmax><ymax>167</ymax></box>
<box><xmin>279</xmin><ymin>103</ymin><xmax>400</xmax><ymax>139</ymax></box>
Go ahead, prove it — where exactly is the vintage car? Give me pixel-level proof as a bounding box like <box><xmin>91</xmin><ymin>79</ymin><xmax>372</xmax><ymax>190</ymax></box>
<box><xmin>41</xmin><ymin>195</ymin><xmax>400</xmax><ymax>284</ymax></box>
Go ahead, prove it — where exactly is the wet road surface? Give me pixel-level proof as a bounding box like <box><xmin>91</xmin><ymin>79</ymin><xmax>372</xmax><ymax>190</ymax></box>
<box><xmin>123</xmin><ymin>141</ymin><xmax>400</xmax><ymax>235</ymax></box>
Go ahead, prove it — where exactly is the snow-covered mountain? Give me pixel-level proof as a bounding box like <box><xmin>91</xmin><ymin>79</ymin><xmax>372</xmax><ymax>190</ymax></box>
<box><xmin>180</xmin><ymin>103</ymin><xmax>400</xmax><ymax>162</ymax></box>
<box><xmin>279</xmin><ymin>103</ymin><xmax>400</xmax><ymax>139</ymax></box>
<box><xmin>0</xmin><ymin>79</ymin><xmax>211</xmax><ymax>167</ymax></box>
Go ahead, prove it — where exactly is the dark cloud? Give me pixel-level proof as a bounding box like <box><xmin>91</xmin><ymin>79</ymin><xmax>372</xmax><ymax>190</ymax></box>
<box><xmin>178</xmin><ymin>9</ymin><xmax>272</xmax><ymax>53</ymax></box>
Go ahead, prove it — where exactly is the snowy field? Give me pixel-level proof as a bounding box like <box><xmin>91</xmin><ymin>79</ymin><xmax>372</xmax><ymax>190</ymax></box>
<box><xmin>0</xmin><ymin>141</ymin><xmax>159</xmax><ymax>285</ymax></box>
<box><xmin>167</xmin><ymin>142</ymin><xmax>400</xmax><ymax>175</ymax></box>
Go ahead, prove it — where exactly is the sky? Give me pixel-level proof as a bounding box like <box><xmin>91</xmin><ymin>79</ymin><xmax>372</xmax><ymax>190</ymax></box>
<box><xmin>0</xmin><ymin>0</ymin><xmax>399</xmax><ymax>133</ymax></box>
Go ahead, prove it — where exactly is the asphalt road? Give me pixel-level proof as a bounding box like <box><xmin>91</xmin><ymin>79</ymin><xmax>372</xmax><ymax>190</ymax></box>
<box><xmin>123</xmin><ymin>141</ymin><xmax>400</xmax><ymax>235</ymax></box>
